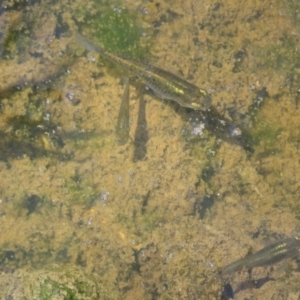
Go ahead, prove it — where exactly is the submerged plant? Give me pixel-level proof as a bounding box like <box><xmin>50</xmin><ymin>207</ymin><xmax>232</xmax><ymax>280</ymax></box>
<box><xmin>76</xmin><ymin>1</ymin><xmax>151</xmax><ymax>60</ymax></box>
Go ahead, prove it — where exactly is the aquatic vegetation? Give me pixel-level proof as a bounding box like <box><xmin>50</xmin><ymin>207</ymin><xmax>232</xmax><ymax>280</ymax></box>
<box><xmin>287</xmin><ymin>1</ymin><xmax>300</xmax><ymax>28</ymax></box>
<box><xmin>139</xmin><ymin>210</ymin><xmax>166</xmax><ymax>233</ymax></box>
<box><xmin>39</xmin><ymin>277</ymin><xmax>88</xmax><ymax>300</ymax></box>
<box><xmin>251</xmin><ymin>118</ymin><xmax>281</xmax><ymax>151</ymax></box>
<box><xmin>255</xmin><ymin>35</ymin><xmax>300</xmax><ymax>74</ymax></box>
<box><xmin>2</xmin><ymin>29</ymin><xmax>26</xmax><ymax>59</ymax></box>
<box><xmin>62</xmin><ymin>172</ymin><xmax>98</xmax><ymax>205</ymax></box>
<box><xmin>0</xmin><ymin>97</ymin><xmax>65</xmax><ymax>161</ymax></box>
<box><xmin>0</xmin><ymin>265</ymin><xmax>120</xmax><ymax>299</ymax></box>
<box><xmin>76</xmin><ymin>1</ymin><xmax>151</xmax><ymax>60</ymax></box>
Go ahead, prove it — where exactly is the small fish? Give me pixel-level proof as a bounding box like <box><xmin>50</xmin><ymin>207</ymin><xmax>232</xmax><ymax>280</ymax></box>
<box><xmin>116</xmin><ymin>77</ymin><xmax>130</xmax><ymax>145</ymax></box>
<box><xmin>220</xmin><ymin>236</ymin><xmax>300</xmax><ymax>276</ymax></box>
<box><xmin>200</xmin><ymin>236</ymin><xmax>300</xmax><ymax>292</ymax></box>
<box><xmin>76</xmin><ymin>32</ymin><xmax>211</xmax><ymax>110</ymax></box>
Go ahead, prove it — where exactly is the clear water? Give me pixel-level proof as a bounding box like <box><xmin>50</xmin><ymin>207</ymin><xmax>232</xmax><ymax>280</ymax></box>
<box><xmin>0</xmin><ymin>0</ymin><xmax>300</xmax><ymax>299</ymax></box>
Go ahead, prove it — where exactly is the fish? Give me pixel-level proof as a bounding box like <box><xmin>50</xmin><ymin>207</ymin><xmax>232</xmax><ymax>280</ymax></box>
<box><xmin>200</xmin><ymin>236</ymin><xmax>300</xmax><ymax>292</ymax></box>
<box><xmin>76</xmin><ymin>32</ymin><xmax>211</xmax><ymax>110</ymax></box>
<box><xmin>220</xmin><ymin>236</ymin><xmax>300</xmax><ymax>276</ymax></box>
<box><xmin>115</xmin><ymin>77</ymin><xmax>130</xmax><ymax>145</ymax></box>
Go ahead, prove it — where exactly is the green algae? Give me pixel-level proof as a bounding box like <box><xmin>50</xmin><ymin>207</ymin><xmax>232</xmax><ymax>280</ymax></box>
<box><xmin>287</xmin><ymin>1</ymin><xmax>300</xmax><ymax>28</ymax></box>
<box><xmin>255</xmin><ymin>35</ymin><xmax>300</xmax><ymax>74</ymax></box>
<box><xmin>38</xmin><ymin>278</ymin><xmax>81</xmax><ymax>300</ymax></box>
<box><xmin>76</xmin><ymin>1</ymin><xmax>151</xmax><ymax>60</ymax></box>
<box><xmin>2</xmin><ymin>28</ymin><xmax>29</xmax><ymax>60</ymax></box>
<box><xmin>139</xmin><ymin>210</ymin><xmax>167</xmax><ymax>233</ymax></box>
<box><xmin>0</xmin><ymin>266</ymin><xmax>121</xmax><ymax>300</ymax></box>
<box><xmin>62</xmin><ymin>175</ymin><xmax>98</xmax><ymax>205</ymax></box>
<box><xmin>251</xmin><ymin>119</ymin><xmax>282</xmax><ymax>151</ymax></box>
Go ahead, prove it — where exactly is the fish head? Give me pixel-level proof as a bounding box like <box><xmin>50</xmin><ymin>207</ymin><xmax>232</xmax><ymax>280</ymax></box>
<box><xmin>182</xmin><ymin>87</ymin><xmax>212</xmax><ymax>110</ymax></box>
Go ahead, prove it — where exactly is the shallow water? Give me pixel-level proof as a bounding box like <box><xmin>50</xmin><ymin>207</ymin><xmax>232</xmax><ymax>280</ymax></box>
<box><xmin>0</xmin><ymin>0</ymin><xmax>300</xmax><ymax>299</ymax></box>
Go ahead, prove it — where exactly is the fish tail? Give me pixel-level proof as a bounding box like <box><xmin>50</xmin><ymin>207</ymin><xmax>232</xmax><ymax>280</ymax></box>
<box><xmin>76</xmin><ymin>32</ymin><xmax>102</xmax><ymax>53</ymax></box>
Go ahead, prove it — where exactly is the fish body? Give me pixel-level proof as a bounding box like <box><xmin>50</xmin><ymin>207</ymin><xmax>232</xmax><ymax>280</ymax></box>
<box><xmin>220</xmin><ymin>236</ymin><xmax>300</xmax><ymax>276</ymax></box>
<box><xmin>76</xmin><ymin>32</ymin><xmax>211</xmax><ymax>110</ymax></box>
<box><xmin>199</xmin><ymin>236</ymin><xmax>300</xmax><ymax>293</ymax></box>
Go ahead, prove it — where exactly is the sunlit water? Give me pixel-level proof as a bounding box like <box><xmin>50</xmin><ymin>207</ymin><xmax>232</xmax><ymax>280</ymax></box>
<box><xmin>0</xmin><ymin>0</ymin><xmax>300</xmax><ymax>299</ymax></box>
